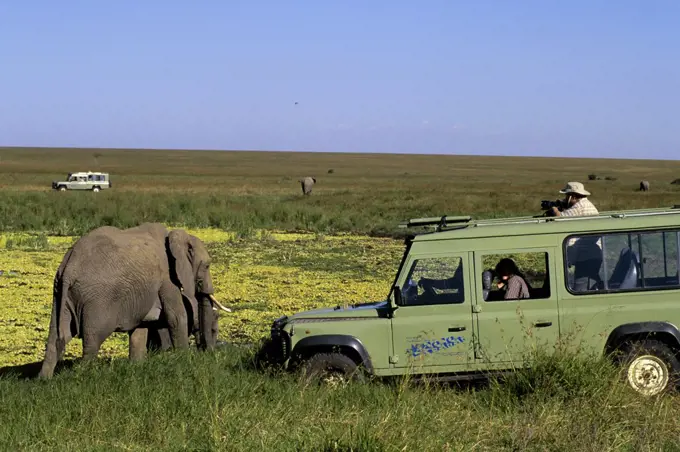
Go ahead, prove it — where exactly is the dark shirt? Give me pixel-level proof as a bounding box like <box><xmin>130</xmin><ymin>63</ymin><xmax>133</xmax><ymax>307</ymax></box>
<box><xmin>504</xmin><ymin>275</ymin><xmax>530</xmax><ymax>300</ymax></box>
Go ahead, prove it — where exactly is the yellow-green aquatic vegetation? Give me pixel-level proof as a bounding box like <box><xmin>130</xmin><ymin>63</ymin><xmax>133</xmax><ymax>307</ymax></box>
<box><xmin>0</xmin><ymin>229</ymin><xmax>403</xmax><ymax>367</ymax></box>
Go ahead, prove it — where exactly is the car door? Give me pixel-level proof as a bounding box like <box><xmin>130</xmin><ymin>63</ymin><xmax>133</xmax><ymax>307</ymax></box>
<box><xmin>75</xmin><ymin>176</ymin><xmax>88</xmax><ymax>190</ymax></box>
<box><xmin>390</xmin><ymin>252</ymin><xmax>476</xmax><ymax>371</ymax></box>
<box><xmin>473</xmin><ymin>247</ymin><xmax>560</xmax><ymax>369</ymax></box>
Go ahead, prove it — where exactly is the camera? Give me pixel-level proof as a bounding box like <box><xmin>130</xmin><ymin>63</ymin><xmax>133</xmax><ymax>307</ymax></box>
<box><xmin>541</xmin><ymin>199</ymin><xmax>564</xmax><ymax>211</ymax></box>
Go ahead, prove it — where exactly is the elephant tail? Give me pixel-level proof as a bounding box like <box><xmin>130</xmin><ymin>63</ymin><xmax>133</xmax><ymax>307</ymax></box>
<box><xmin>52</xmin><ymin>248</ymin><xmax>79</xmax><ymax>344</ymax></box>
<box><xmin>40</xmin><ymin>248</ymin><xmax>77</xmax><ymax>378</ymax></box>
<box><xmin>55</xmin><ymin>248</ymin><xmax>79</xmax><ymax>342</ymax></box>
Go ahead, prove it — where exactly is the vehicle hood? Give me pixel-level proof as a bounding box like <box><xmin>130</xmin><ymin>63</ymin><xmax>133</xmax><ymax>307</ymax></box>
<box><xmin>287</xmin><ymin>300</ymin><xmax>389</xmax><ymax>321</ymax></box>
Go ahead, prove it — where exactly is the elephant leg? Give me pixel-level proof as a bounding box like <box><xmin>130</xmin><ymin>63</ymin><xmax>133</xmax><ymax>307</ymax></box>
<box><xmin>146</xmin><ymin>327</ymin><xmax>172</xmax><ymax>352</ymax></box>
<box><xmin>39</xmin><ymin>301</ymin><xmax>74</xmax><ymax>379</ymax></box>
<box><xmin>158</xmin><ymin>281</ymin><xmax>189</xmax><ymax>349</ymax></box>
<box><xmin>157</xmin><ymin>328</ymin><xmax>173</xmax><ymax>350</ymax></box>
<box><xmin>40</xmin><ymin>313</ymin><xmax>72</xmax><ymax>378</ymax></box>
<box><xmin>80</xmin><ymin>308</ymin><xmax>115</xmax><ymax>361</ymax></box>
<box><xmin>81</xmin><ymin>332</ymin><xmax>107</xmax><ymax>360</ymax></box>
<box><xmin>128</xmin><ymin>328</ymin><xmax>148</xmax><ymax>361</ymax></box>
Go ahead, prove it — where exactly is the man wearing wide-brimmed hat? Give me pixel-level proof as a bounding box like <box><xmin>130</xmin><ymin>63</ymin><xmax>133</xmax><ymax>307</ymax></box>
<box><xmin>551</xmin><ymin>181</ymin><xmax>602</xmax><ymax>292</ymax></box>
<box><xmin>550</xmin><ymin>181</ymin><xmax>599</xmax><ymax>217</ymax></box>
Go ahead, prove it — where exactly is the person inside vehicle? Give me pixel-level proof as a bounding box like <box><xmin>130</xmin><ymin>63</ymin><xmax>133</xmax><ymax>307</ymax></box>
<box><xmin>549</xmin><ymin>181</ymin><xmax>599</xmax><ymax>217</ymax></box>
<box><xmin>494</xmin><ymin>258</ymin><xmax>530</xmax><ymax>300</ymax></box>
<box><xmin>548</xmin><ymin>182</ymin><xmax>603</xmax><ymax>291</ymax></box>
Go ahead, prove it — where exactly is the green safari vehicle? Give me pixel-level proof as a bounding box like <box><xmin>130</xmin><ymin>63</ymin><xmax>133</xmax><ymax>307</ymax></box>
<box><xmin>261</xmin><ymin>205</ymin><xmax>680</xmax><ymax>396</ymax></box>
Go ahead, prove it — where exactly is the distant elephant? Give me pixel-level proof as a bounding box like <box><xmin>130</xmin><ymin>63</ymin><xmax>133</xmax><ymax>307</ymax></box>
<box><xmin>299</xmin><ymin>176</ymin><xmax>316</xmax><ymax>195</ymax></box>
<box><xmin>38</xmin><ymin>222</ymin><xmax>231</xmax><ymax>378</ymax></box>
<box><xmin>639</xmin><ymin>180</ymin><xmax>650</xmax><ymax>191</ymax></box>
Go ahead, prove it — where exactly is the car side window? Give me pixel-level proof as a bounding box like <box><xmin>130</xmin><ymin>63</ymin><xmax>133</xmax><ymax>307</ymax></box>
<box><xmin>481</xmin><ymin>252</ymin><xmax>550</xmax><ymax>301</ymax></box>
<box><xmin>401</xmin><ymin>256</ymin><xmax>465</xmax><ymax>306</ymax></box>
<box><xmin>640</xmin><ymin>231</ymin><xmax>679</xmax><ymax>287</ymax></box>
<box><xmin>565</xmin><ymin>230</ymin><xmax>680</xmax><ymax>293</ymax></box>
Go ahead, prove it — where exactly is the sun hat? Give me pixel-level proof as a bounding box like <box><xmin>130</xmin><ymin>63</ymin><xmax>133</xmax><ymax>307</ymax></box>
<box><xmin>559</xmin><ymin>181</ymin><xmax>590</xmax><ymax>196</ymax></box>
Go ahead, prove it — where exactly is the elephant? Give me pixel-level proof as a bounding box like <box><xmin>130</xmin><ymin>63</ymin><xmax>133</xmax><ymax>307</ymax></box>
<box><xmin>146</xmin><ymin>303</ymin><xmax>225</xmax><ymax>352</ymax></box>
<box><xmin>299</xmin><ymin>176</ymin><xmax>316</xmax><ymax>195</ymax></box>
<box><xmin>639</xmin><ymin>180</ymin><xmax>650</xmax><ymax>191</ymax></box>
<box><xmin>38</xmin><ymin>222</ymin><xmax>231</xmax><ymax>378</ymax></box>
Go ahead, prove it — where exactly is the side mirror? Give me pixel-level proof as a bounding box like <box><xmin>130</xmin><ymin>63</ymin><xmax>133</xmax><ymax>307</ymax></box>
<box><xmin>392</xmin><ymin>285</ymin><xmax>402</xmax><ymax>305</ymax></box>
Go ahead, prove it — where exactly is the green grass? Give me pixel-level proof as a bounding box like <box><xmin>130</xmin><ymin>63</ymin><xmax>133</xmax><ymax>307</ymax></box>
<box><xmin>1</xmin><ymin>147</ymin><xmax>680</xmax><ymax>236</ymax></box>
<box><xmin>0</xmin><ymin>345</ymin><xmax>678</xmax><ymax>451</ymax></box>
<box><xmin>2</xmin><ymin>147</ymin><xmax>680</xmax><ymax>450</ymax></box>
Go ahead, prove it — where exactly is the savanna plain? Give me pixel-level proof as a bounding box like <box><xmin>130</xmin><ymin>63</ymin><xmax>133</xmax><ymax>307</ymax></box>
<box><xmin>1</xmin><ymin>147</ymin><xmax>680</xmax><ymax>451</ymax></box>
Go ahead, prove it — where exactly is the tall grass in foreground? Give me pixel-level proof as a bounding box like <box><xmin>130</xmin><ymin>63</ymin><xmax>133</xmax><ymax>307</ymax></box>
<box><xmin>0</xmin><ymin>346</ymin><xmax>678</xmax><ymax>451</ymax></box>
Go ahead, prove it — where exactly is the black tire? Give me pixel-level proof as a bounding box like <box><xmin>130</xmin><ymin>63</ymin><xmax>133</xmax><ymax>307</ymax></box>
<box><xmin>58</xmin><ymin>186</ymin><xmax>66</xmax><ymax>192</ymax></box>
<box><xmin>92</xmin><ymin>186</ymin><xmax>100</xmax><ymax>192</ymax></box>
<box><xmin>301</xmin><ymin>352</ymin><xmax>365</xmax><ymax>385</ymax></box>
<box><xmin>618</xmin><ymin>339</ymin><xmax>680</xmax><ymax>396</ymax></box>
<box><xmin>253</xmin><ymin>338</ymin><xmax>282</xmax><ymax>371</ymax></box>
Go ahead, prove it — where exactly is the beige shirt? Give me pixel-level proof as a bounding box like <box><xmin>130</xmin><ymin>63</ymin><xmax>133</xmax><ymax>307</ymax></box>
<box><xmin>562</xmin><ymin>198</ymin><xmax>602</xmax><ymax>263</ymax></box>
<box><xmin>560</xmin><ymin>198</ymin><xmax>599</xmax><ymax>217</ymax></box>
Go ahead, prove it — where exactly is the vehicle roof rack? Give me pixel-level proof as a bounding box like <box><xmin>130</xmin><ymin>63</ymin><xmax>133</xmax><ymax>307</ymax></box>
<box><xmin>399</xmin><ymin>215</ymin><xmax>472</xmax><ymax>232</ymax></box>
<box><xmin>400</xmin><ymin>206</ymin><xmax>680</xmax><ymax>233</ymax></box>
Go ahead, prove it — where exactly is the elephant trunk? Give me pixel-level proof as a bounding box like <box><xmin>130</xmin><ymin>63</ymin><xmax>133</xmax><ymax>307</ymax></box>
<box><xmin>198</xmin><ymin>295</ymin><xmax>217</xmax><ymax>351</ymax></box>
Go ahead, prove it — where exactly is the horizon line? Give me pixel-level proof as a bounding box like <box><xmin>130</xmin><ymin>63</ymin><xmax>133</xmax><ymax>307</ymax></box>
<box><xmin>0</xmin><ymin>145</ymin><xmax>678</xmax><ymax>163</ymax></box>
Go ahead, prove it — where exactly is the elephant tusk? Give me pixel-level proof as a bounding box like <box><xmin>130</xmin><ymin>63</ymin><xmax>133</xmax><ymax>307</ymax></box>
<box><xmin>208</xmin><ymin>294</ymin><xmax>232</xmax><ymax>312</ymax></box>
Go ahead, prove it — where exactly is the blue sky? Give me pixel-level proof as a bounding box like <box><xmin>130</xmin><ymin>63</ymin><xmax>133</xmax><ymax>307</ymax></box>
<box><xmin>1</xmin><ymin>1</ymin><xmax>679</xmax><ymax>159</ymax></box>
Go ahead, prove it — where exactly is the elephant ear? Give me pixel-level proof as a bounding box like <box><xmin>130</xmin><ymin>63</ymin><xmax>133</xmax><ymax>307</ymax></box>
<box><xmin>168</xmin><ymin>229</ymin><xmax>198</xmax><ymax>323</ymax></box>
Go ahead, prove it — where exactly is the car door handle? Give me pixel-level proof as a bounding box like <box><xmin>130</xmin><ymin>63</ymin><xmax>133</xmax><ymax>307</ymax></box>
<box><xmin>533</xmin><ymin>321</ymin><xmax>552</xmax><ymax>328</ymax></box>
<box><xmin>448</xmin><ymin>326</ymin><xmax>466</xmax><ymax>332</ymax></box>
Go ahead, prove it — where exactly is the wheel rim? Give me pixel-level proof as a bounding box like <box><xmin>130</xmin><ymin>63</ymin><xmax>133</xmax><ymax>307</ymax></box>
<box><xmin>321</xmin><ymin>370</ymin><xmax>348</xmax><ymax>387</ymax></box>
<box><xmin>306</xmin><ymin>364</ymin><xmax>352</xmax><ymax>387</ymax></box>
<box><xmin>627</xmin><ymin>354</ymin><xmax>669</xmax><ymax>396</ymax></box>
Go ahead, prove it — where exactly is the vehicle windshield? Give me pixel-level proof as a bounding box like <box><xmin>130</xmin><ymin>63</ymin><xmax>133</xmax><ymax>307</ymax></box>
<box><xmin>387</xmin><ymin>236</ymin><xmax>413</xmax><ymax>300</ymax></box>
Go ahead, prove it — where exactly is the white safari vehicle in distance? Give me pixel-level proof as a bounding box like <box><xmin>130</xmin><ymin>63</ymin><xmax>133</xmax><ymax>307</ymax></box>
<box><xmin>52</xmin><ymin>172</ymin><xmax>111</xmax><ymax>192</ymax></box>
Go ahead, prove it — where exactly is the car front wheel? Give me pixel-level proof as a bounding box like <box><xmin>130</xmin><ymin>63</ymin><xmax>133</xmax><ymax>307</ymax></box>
<box><xmin>58</xmin><ymin>186</ymin><xmax>66</xmax><ymax>192</ymax></box>
<box><xmin>619</xmin><ymin>340</ymin><xmax>680</xmax><ymax>396</ymax></box>
<box><xmin>92</xmin><ymin>187</ymin><xmax>100</xmax><ymax>192</ymax></box>
<box><xmin>301</xmin><ymin>352</ymin><xmax>365</xmax><ymax>386</ymax></box>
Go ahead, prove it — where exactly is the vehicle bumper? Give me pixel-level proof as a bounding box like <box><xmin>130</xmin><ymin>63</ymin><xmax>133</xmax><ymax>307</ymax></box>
<box><xmin>256</xmin><ymin>316</ymin><xmax>291</xmax><ymax>368</ymax></box>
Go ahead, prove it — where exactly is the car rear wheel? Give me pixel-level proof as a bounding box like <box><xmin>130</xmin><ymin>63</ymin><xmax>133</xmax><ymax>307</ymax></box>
<box><xmin>92</xmin><ymin>186</ymin><xmax>100</xmax><ymax>192</ymax></box>
<box><xmin>300</xmin><ymin>352</ymin><xmax>365</xmax><ymax>386</ymax></box>
<box><xmin>619</xmin><ymin>340</ymin><xmax>680</xmax><ymax>396</ymax></box>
